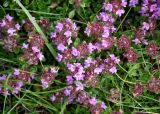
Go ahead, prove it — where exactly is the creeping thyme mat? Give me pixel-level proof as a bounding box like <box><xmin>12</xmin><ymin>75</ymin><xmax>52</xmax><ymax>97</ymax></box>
<box><xmin>0</xmin><ymin>0</ymin><xmax>160</xmax><ymax>114</ymax></box>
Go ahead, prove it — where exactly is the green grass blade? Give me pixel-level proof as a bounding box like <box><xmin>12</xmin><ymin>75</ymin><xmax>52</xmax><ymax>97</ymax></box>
<box><xmin>14</xmin><ymin>0</ymin><xmax>57</xmax><ymax>58</ymax></box>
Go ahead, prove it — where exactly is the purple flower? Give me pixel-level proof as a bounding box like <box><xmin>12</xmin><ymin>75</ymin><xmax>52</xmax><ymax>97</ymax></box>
<box><xmin>76</xmin><ymin>63</ymin><xmax>84</xmax><ymax>74</ymax></box>
<box><xmin>67</xmin><ymin>94</ymin><xmax>74</xmax><ymax>104</ymax></box>
<box><xmin>22</xmin><ymin>43</ymin><xmax>29</xmax><ymax>49</ymax></box>
<box><xmin>109</xmin><ymin>66</ymin><xmax>117</xmax><ymax>74</ymax></box>
<box><xmin>89</xmin><ymin>97</ymin><xmax>97</xmax><ymax>106</ymax></box>
<box><xmin>101</xmin><ymin>102</ymin><xmax>107</xmax><ymax>109</ymax></box>
<box><xmin>109</xmin><ymin>54</ymin><xmax>120</xmax><ymax>64</ymax></box>
<box><xmin>150</xmin><ymin>4</ymin><xmax>157</xmax><ymax>12</ymax></box>
<box><xmin>72</xmin><ymin>22</ymin><xmax>77</xmax><ymax>30</ymax></box>
<box><xmin>15</xmin><ymin>23</ymin><xmax>21</xmax><ymax>30</ymax></box>
<box><xmin>121</xmin><ymin>0</ymin><xmax>127</xmax><ymax>7</ymax></box>
<box><xmin>64</xmin><ymin>30</ymin><xmax>72</xmax><ymax>38</ymax></box>
<box><xmin>111</xmin><ymin>26</ymin><xmax>116</xmax><ymax>32</ymax></box>
<box><xmin>67</xmin><ymin>63</ymin><xmax>76</xmax><ymax>72</ymax></box>
<box><xmin>142</xmin><ymin>39</ymin><xmax>148</xmax><ymax>45</ymax></box>
<box><xmin>129</xmin><ymin>0</ymin><xmax>138</xmax><ymax>7</ymax></box>
<box><xmin>74</xmin><ymin>73</ymin><xmax>85</xmax><ymax>80</ymax></box>
<box><xmin>66</xmin><ymin>75</ymin><xmax>74</xmax><ymax>84</ymax></box>
<box><xmin>101</xmin><ymin>40</ymin><xmax>109</xmax><ymax>48</ymax></box>
<box><xmin>13</xmin><ymin>69</ymin><xmax>20</xmax><ymax>76</ymax></box>
<box><xmin>116</xmin><ymin>9</ymin><xmax>125</xmax><ymax>17</ymax></box>
<box><xmin>50</xmin><ymin>94</ymin><xmax>56</xmax><ymax>102</ymax></box>
<box><xmin>5</xmin><ymin>14</ymin><xmax>13</xmax><ymax>22</ymax></box>
<box><xmin>55</xmin><ymin>22</ymin><xmax>63</xmax><ymax>32</ymax></box>
<box><xmin>66</xmin><ymin>18</ymin><xmax>72</xmax><ymax>23</ymax></box>
<box><xmin>32</xmin><ymin>46</ymin><xmax>40</xmax><ymax>53</ymax></box>
<box><xmin>64</xmin><ymin>88</ymin><xmax>72</xmax><ymax>96</ymax></box>
<box><xmin>88</xmin><ymin>43</ymin><xmax>96</xmax><ymax>53</ymax></box>
<box><xmin>132</xmin><ymin>38</ymin><xmax>141</xmax><ymax>45</ymax></box>
<box><xmin>50</xmin><ymin>32</ymin><xmax>57</xmax><ymax>39</ymax></box>
<box><xmin>76</xmin><ymin>82</ymin><xmax>84</xmax><ymax>91</ymax></box>
<box><xmin>84</xmin><ymin>57</ymin><xmax>94</xmax><ymax>68</ymax></box>
<box><xmin>142</xmin><ymin>22</ymin><xmax>150</xmax><ymax>30</ymax></box>
<box><xmin>67</xmin><ymin>38</ymin><xmax>72</xmax><ymax>45</ymax></box>
<box><xmin>102</xmin><ymin>26</ymin><xmax>109</xmax><ymax>38</ymax></box>
<box><xmin>41</xmin><ymin>79</ymin><xmax>49</xmax><ymax>88</ymax></box>
<box><xmin>95</xmin><ymin>42</ymin><xmax>103</xmax><ymax>50</ymax></box>
<box><xmin>57</xmin><ymin>43</ymin><xmax>66</xmax><ymax>52</ymax></box>
<box><xmin>71</xmin><ymin>47</ymin><xmax>80</xmax><ymax>57</ymax></box>
<box><xmin>0</xmin><ymin>75</ymin><xmax>6</xmax><ymax>80</ymax></box>
<box><xmin>50</xmin><ymin>67</ymin><xmax>58</xmax><ymax>73</ymax></box>
<box><xmin>56</xmin><ymin>53</ymin><xmax>63</xmax><ymax>62</ymax></box>
<box><xmin>37</xmin><ymin>52</ymin><xmax>44</xmax><ymax>61</ymax></box>
<box><xmin>15</xmin><ymin>81</ymin><xmax>23</xmax><ymax>89</ymax></box>
<box><xmin>0</xmin><ymin>20</ymin><xmax>6</xmax><ymax>27</ymax></box>
<box><xmin>12</xmin><ymin>81</ymin><xmax>23</xmax><ymax>94</ymax></box>
<box><xmin>97</xmin><ymin>12</ymin><xmax>109</xmax><ymax>22</ymax></box>
<box><xmin>94</xmin><ymin>67</ymin><xmax>103</xmax><ymax>74</ymax></box>
<box><xmin>84</xmin><ymin>27</ymin><xmax>91</xmax><ymax>36</ymax></box>
<box><xmin>7</xmin><ymin>28</ymin><xmax>16</xmax><ymax>36</ymax></box>
<box><xmin>103</xmin><ymin>3</ymin><xmax>113</xmax><ymax>12</ymax></box>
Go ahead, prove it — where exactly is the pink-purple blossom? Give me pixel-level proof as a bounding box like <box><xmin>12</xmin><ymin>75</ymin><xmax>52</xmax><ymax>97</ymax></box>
<box><xmin>76</xmin><ymin>82</ymin><xmax>84</xmax><ymax>91</ymax></box>
<box><xmin>37</xmin><ymin>52</ymin><xmax>44</xmax><ymax>61</ymax></box>
<box><xmin>57</xmin><ymin>43</ymin><xmax>66</xmax><ymax>52</ymax></box>
<box><xmin>116</xmin><ymin>9</ymin><xmax>125</xmax><ymax>17</ymax></box>
<box><xmin>5</xmin><ymin>14</ymin><xmax>13</xmax><ymax>22</ymax></box>
<box><xmin>50</xmin><ymin>94</ymin><xmax>56</xmax><ymax>102</ymax></box>
<box><xmin>94</xmin><ymin>67</ymin><xmax>103</xmax><ymax>74</ymax></box>
<box><xmin>64</xmin><ymin>30</ymin><xmax>72</xmax><ymax>38</ymax></box>
<box><xmin>50</xmin><ymin>32</ymin><xmax>57</xmax><ymax>39</ymax></box>
<box><xmin>89</xmin><ymin>97</ymin><xmax>97</xmax><ymax>106</ymax></box>
<box><xmin>13</xmin><ymin>69</ymin><xmax>20</xmax><ymax>76</ymax></box>
<box><xmin>22</xmin><ymin>43</ymin><xmax>29</xmax><ymax>49</ymax></box>
<box><xmin>71</xmin><ymin>47</ymin><xmax>80</xmax><ymax>57</ymax></box>
<box><xmin>132</xmin><ymin>38</ymin><xmax>141</xmax><ymax>45</ymax></box>
<box><xmin>101</xmin><ymin>102</ymin><xmax>107</xmax><ymax>109</ymax></box>
<box><xmin>66</xmin><ymin>75</ymin><xmax>74</xmax><ymax>84</ymax></box>
<box><xmin>88</xmin><ymin>43</ymin><xmax>96</xmax><ymax>53</ymax></box>
<box><xmin>55</xmin><ymin>22</ymin><xmax>63</xmax><ymax>32</ymax></box>
<box><xmin>142</xmin><ymin>22</ymin><xmax>150</xmax><ymax>30</ymax></box>
<box><xmin>109</xmin><ymin>54</ymin><xmax>120</xmax><ymax>64</ymax></box>
<box><xmin>103</xmin><ymin>3</ymin><xmax>113</xmax><ymax>12</ymax></box>
<box><xmin>7</xmin><ymin>28</ymin><xmax>16</xmax><ymax>36</ymax></box>
<box><xmin>109</xmin><ymin>66</ymin><xmax>117</xmax><ymax>74</ymax></box>
<box><xmin>32</xmin><ymin>46</ymin><xmax>40</xmax><ymax>53</ymax></box>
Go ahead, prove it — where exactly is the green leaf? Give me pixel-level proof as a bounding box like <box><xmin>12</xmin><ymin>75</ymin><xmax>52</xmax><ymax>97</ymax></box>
<box><xmin>73</xmin><ymin>38</ymin><xmax>80</xmax><ymax>47</ymax></box>
<box><xmin>69</xmin><ymin>9</ymin><xmax>75</xmax><ymax>19</ymax></box>
<box><xmin>3</xmin><ymin>0</ymin><xmax>9</xmax><ymax>7</ymax></box>
<box><xmin>69</xmin><ymin>0</ymin><xmax>74</xmax><ymax>4</ymax></box>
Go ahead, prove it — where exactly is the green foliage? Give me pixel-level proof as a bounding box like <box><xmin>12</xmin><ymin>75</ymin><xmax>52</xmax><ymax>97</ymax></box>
<box><xmin>0</xmin><ymin>0</ymin><xmax>160</xmax><ymax>114</ymax></box>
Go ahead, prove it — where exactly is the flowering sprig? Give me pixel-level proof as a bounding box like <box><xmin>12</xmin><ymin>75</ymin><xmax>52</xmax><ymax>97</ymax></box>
<box><xmin>41</xmin><ymin>67</ymin><xmax>58</xmax><ymax>89</ymax></box>
<box><xmin>0</xmin><ymin>15</ymin><xmax>21</xmax><ymax>52</ymax></box>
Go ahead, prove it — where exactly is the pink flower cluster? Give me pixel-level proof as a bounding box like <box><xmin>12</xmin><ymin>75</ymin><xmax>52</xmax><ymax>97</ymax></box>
<box><xmin>51</xmin><ymin>18</ymin><xmax>78</xmax><ymax>46</ymax></box>
<box><xmin>0</xmin><ymin>15</ymin><xmax>20</xmax><ymax>51</ymax></box>
<box><xmin>133</xmin><ymin>19</ymin><xmax>157</xmax><ymax>45</ymax></box>
<box><xmin>0</xmin><ymin>14</ymin><xmax>20</xmax><ymax>36</ymax></box>
<box><xmin>22</xmin><ymin>45</ymin><xmax>44</xmax><ymax>65</ymax></box>
<box><xmin>22</xmin><ymin>33</ymin><xmax>45</xmax><ymax>65</ymax></box>
<box><xmin>50</xmin><ymin>89</ymin><xmax>107</xmax><ymax>113</ymax></box>
<box><xmin>41</xmin><ymin>67</ymin><xmax>58</xmax><ymax>88</ymax></box>
<box><xmin>140</xmin><ymin>0</ymin><xmax>160</xmax><ymax>19</ymax></box>
<box><xmin>103</xmin><ymin>0</ymin><xmax>127</xmax><ymax>17</ymax></box>
<box><xmin>0</xmin><ymin>69</ymin><xmax>35</xmax><ymax>95</ymax></box>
